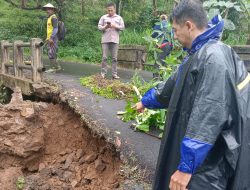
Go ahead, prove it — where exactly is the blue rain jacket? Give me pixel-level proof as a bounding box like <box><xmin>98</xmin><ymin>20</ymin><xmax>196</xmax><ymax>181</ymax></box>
<box><xmin>143</xmin><ymin>15</ymin><xmax>250</xmax><ymax>190</ymax></box>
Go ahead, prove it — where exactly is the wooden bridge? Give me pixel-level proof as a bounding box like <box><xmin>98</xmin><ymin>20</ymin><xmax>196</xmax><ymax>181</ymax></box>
<box><xmin>0</xmin><ymin>38</ymin><xmax>48</xmax><ymax>95</ymax></box>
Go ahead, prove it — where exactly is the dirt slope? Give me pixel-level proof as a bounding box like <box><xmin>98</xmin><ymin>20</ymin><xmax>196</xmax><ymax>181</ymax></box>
<box><xmin>0</xmin><ymin>91</ymin><xmax>123</xmax><ymax>190</ymax></box>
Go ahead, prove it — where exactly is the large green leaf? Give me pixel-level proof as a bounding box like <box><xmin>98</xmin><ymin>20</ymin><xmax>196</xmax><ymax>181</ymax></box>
<box><xmin>234</xmin><ymin>5</ymin><xmax>243</xmax><ymax>12</ymax></box>
<box><xmin>207</xmin><ymin>8</ymin><xmax>220</xmax><ymax>20</ymax></box>
<box><xmin>216</xmin><ymin>1</ymin><xmax>227</xmax><ymax>7</ymax></box>
<box><xmin>223</xmin><ymin>1</ymin><xmax>237</xmax><ymax>8</ymax></box>
<box><xmin>224</xmin><ymin>18</ymin><xmax>236</xmax><ymax>30</ymax></box>
<box><xmin>203</xmin><ymin>0</ymin><xmax>217</xmax><ymax>8</ymax></box>
<box><xmin>136</xmin><ymin>124</ymin><xmax>150</xmax><ymax>132</ymax></box>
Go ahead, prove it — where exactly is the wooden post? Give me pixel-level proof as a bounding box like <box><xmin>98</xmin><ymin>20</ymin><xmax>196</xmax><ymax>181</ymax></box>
<box><xmin>31</xmin><ymin>38</ymin><xmax>43</xmax><ymax>82</ymax></box>
<box><xmin>13</xmin><ymin>40</ymin><xmax>24</xmax><ymax>78</ymax></box>
<box><xmin>1</xmin><ymin>40</ymin><xmax>11</xmax><ymax>75</ymax></box>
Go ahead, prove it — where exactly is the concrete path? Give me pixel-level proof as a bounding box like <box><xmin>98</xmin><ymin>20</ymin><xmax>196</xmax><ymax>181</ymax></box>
<box><xmin>44</xmin><ymin>61</ymin><xmax>161</xmax><ymax>181</ymax></box>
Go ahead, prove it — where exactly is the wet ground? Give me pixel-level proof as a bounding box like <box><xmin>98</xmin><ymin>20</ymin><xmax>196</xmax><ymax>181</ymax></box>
<box><xmin>44</xmin><ymin>60</ymin><xmax>154</xmax><ymax>82</ymax></box>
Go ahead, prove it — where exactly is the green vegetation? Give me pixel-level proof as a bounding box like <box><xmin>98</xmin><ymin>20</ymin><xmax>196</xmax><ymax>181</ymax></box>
<box><xmin>16</xmin><ymin>176</ymin><xmax>25</xmax><ymax>190</ymax></box>
<box><xmin>0</xmin><ymin>85</ymin><xmax>12</xmax><ymax>104</ymax></box>
<box><xmin>0</xmin><ymin>0</ymin><xmax>248</xmax><ymax>64</ymax></box>
<box><xmin>80</xmin><ymin>74</ymin><xmax>135</xmax><ymax>99</ymax></box>
<box><xmin>80</xmin><ymin>72</ymin><xmax>156</xmax><ymax>100</ymax></box>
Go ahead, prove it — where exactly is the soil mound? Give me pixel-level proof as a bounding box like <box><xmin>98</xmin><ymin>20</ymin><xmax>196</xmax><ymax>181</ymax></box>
<box><xmin>0</xmin><ymin>90</ymin><xmax>123</xmax><ymax>190</ymax></box>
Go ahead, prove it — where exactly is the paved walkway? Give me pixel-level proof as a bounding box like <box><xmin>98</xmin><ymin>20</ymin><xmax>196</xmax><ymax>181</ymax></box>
<box><xmin>44</xmin><ymin>61</ymin><xmax>161</xmax><ymax>181</ymax></box>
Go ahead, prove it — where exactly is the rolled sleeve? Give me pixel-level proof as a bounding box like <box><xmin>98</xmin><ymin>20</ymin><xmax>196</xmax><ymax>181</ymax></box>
<box><xmin>98</xmin><ymin>16</ymin><xmax>106</xmax><ymax>31</ymax></box>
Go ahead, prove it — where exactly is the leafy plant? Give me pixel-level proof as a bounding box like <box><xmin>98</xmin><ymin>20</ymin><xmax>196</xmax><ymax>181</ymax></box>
<box><xmin>80</xmin><ymin>74</ymin><xmax>134</xmax><ymax>99</ymax></box>
<box><xmin>120</xmin><ymin>82</ymin><xmax>166</xmax><ymax>136</ymax></box>
<box><xmin>203</xmin><ymin>0</ymin><xmax>248</xmax><ymax>31</ymax></box>
<box><xmin>135</xmin><ymin>109</ymin><xmax>166</xmax><ymax>133</ymax></box>
<box><xmin>0</xmin><ymin>85</ymin><xmax>12</xmax><ymax>104</ymax></box>
<box><xmin>16</xmin><ymin>176</ymin><xmax>25</xmax><ymax>190</ymax></box>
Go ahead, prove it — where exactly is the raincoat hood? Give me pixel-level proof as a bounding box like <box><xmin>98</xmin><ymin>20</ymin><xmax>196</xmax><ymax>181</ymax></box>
<box><xmin>186</xmin><ymin>15</ymin><xmax>224</xmax><ymax>55</ymax></box>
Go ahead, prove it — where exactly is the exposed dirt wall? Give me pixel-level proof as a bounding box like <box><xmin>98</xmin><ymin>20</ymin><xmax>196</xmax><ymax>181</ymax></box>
<box><xmin>0</xmin><ymin>93</ymin><xmax>123</xmax><ymax>190</ymax></box>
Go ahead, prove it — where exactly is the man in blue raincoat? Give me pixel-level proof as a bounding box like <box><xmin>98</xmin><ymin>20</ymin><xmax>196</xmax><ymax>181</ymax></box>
<box><xmin>136</xmin><ymin>0</ymin><xmax>250</xmax><ymax>189</ymax></box>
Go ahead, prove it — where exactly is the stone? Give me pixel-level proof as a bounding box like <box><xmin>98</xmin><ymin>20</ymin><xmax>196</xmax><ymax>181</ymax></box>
<box><xmin>78</xmin><ymin>157</ymin><xmax>85</xmax><ymax>165</ymax></box>
<box><xmin>83</xmin><ymin>154</ymin><xmax>97</xmax><ymax>164</ymax></box>
<box><xmin>95</xmin><ymin>159</ymin><xmax>106</xmax><ymax>172</ymax></box>
<box><xmin>81</xmin><ymin>178</ymin><xmax>91</xmax><ymax>185</ymax></box>
<box><xmin>63</xmin><ymin>171</ymin><xmax>73</xmax><ymax>182</ymax></box>
<box><xmin>57</xmin><ymin>155</ymin><xmax>67</xmax><ymax>164</ymax></box>
<box><xmin>52</xmin><ymin>168</ymin><xmax>64</xmax><ymax>179</ymax></box>
<box><xmin>84</xmin><ymin>166</ymin><xmax>97</xmax><ymax>181</ymax></box>
<box><xmin>65</xmin><ymin>148</ymin><xmax>73</xmax><ymax>154</ymax></box>
<box><xmin>75</xmin><ymin>149</ymin><xmax>84</xmax><ymax>161</ymax></box>
<box><xmin>71</xmin><ymin>180</ymin><xmax>78</xmax><ymax>188</ymax></box>
<box><xmin>62</xmin><ymin>184</ymin><xmax>71</xmax><ymax>190</ymax></box>
<box><xmin>59</xmin><ymin>150</ymin><xmax>67</xmax><ymax>156</ymax></box>
<box><xmin>75</xmin><ymin>166</ymin><xmax>82</xmax><ymax>183</ymax></box>
<box><xmin>112</xmin><ymin>182</ymin><xmax>120</xmax><ymax>188</ymax></box>
<box><xmin>39</xmin><ymin>168</ymin><xmax>52</xmax><ymax>178</ymax></box>
<box><xmin>38</xmin><ymin>163</ymin><xmax>46</xmax><ymax>171</ymax></box>
<box><xmin>41</xmin><ymin>184</ymin><xmax>50</xmax><ymax>190</ymax></box>
<box><xmin>20</xmin><ymin>107</ymin><xmax>35</xmax><ymax>118</ymax></box>
<box><xmin>27</xmin><ymin>163</ymin><xmax>39</xmax><ymax>172</ymax></box>
<box><xmin>10</xmin><ymin>87</ymin><xmax>23</xmax><ymax>104</ymax></box>
<box><xmin>58</xmin><ymin>120</ymin><xmax>65</xmax><ymax>127</ymax></box>
<box><xmin>64</xmin><ymin>153</ymin><xmax>75</xmax><ymax>169</ymax></box>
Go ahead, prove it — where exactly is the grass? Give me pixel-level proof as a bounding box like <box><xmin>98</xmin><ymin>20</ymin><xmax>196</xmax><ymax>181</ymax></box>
<box><xmin>120</xmin><ymin>29</ymin><xmax>151</xmax><ymax>45</ymax></box>
<box><xmin>80</xmin><ymin>74</ymin><xmax>135</xmax><ymax>99</ymax></box>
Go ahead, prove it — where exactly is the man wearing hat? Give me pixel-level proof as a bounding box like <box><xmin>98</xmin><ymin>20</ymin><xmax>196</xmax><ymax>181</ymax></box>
<box><xmin>42</xmin><ymin>3</ymin><xmax>60</xmax><ymax>72</ymax></box>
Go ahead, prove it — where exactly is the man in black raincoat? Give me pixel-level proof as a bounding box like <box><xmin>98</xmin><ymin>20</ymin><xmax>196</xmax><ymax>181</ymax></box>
<box><xmin>136</xmin><ymin>0</ymin><xmax>250</xmax><ymax>189</ymax></box>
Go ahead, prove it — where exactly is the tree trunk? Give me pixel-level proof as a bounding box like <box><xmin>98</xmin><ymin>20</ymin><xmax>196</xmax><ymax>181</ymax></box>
<box><xmin>81</xmin><ymin>0</ymin><xmax>85</xmax><ymax>16</ymax></box>
<box><xmin>118</xmin><ymin>0</ymin><xmax>122</xmax><ymax>15</ymax></box>
<box><xmin>247</xmin><ymin>15</ymin><xmax>250</xmax><ymax>45</ymax></box>
<box><xmin>36</xmin><ymin>0</ymin><xmax>41</xmax><ymax>7</ymax></box>
<box><xmin>21</xmin><ymin>0</ymin><xmax>26</xmax><ymax>7</ymax></box>
<box><xmin>153</xmin><ymin>0</ymin><xmax>157</xmax><ymax>16</ymax></box>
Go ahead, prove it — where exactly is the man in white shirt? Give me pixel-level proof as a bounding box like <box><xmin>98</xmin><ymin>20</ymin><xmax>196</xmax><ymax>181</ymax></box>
<box><xmin>98</xmin><ymin>3</ymin><xmax>125</xmax><ymax>79</ymax></box>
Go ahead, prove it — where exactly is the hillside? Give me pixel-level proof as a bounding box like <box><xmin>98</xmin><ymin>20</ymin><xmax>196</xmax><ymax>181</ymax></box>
<box><xmin>0</xmin><ymin>0</ymin><xmax>249</xmax><ymax>63</ymax></box>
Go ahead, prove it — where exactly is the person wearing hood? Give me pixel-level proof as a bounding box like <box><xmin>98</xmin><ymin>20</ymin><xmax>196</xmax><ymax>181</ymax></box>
<box><xmin>135</xmin><ymin>0</ymin><xmax>250</xmax><ymax>189</ymax></box>
<box><xmin>42</xmin><ymin>3</ymin><xmax>60</xmax><ymax>72</ymax></box>
<box><xmin>151</xmin><ymin>14</ymin><xmax>173</xmax><ymax>66</ymax></box>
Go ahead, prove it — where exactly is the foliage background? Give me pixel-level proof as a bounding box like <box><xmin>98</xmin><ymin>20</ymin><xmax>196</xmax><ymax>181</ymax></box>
<box><xmin>0</xmin><ymin>0</ymin><xmax>249</xmax><ymax>64</ymax></box>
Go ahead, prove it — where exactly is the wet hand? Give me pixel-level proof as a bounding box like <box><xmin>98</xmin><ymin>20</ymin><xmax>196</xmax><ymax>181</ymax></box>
<box><xmin>133</xmin><ymin>102</ymin><xmax>145</xmax><ymax>113</ymax></box>
<box><xmin>110</xmin><ymin>24</ymin><xmax>117</xmax><ymax>29</ymax></box>
<box><xmin>169</xmin><ymin>170</ymin><xmax>192</xmax><ymax>190</ymax></box>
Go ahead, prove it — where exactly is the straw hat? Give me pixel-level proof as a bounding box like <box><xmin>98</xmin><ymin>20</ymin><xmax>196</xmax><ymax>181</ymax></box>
<box><xmin>160</xmin><ymin>14</ymin><xmax>168</xmax><ymax>20</ymax></box>
<box><xmin>42</xmin><ymin>3</ymin><xmax>57</xmax><ymax>10</ymax></box>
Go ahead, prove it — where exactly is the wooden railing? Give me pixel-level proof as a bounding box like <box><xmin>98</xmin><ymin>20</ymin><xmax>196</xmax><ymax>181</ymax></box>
<box><xmin>232</xmin><ymin>45</ymin><xmax>250</xmax><ymax>72</ymax></box>
<box><xmin>0</xmin><ymin>38</ymin><xmax>45</xmax><ymax>82</ymax></box>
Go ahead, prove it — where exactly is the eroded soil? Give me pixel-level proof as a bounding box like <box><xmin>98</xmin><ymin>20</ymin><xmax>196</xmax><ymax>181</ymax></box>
<box><xmin>0</xmin><ymin>91</ymin><xmax>123</xmax><ymax>190</ymax></box>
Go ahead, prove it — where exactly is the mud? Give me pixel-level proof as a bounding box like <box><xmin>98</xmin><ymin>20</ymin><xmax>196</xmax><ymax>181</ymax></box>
<box><xmin>0</xmin><ymin>90</ymin><xmax>123</xmax><ymax>190</ymax></box>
